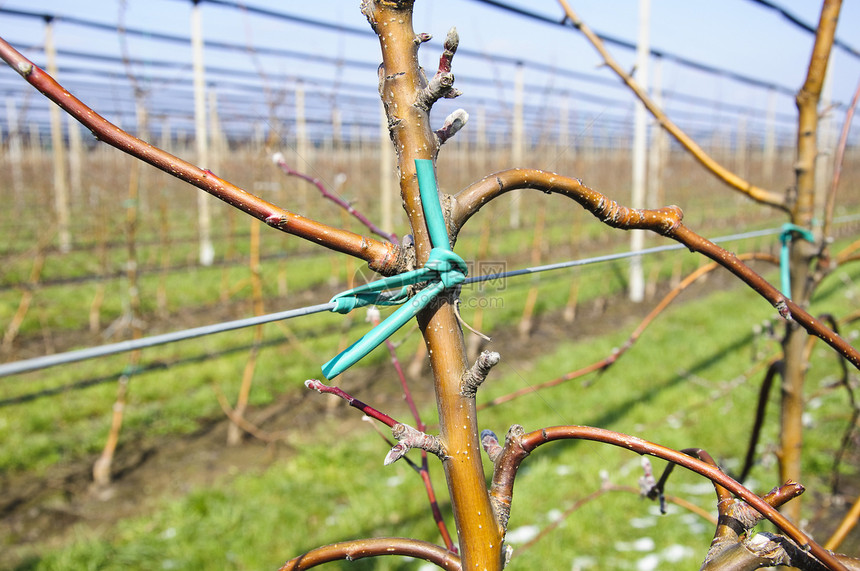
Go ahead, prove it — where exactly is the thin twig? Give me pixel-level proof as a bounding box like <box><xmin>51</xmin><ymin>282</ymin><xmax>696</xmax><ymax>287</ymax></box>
<box><xmin>739</xmin><ymin>358</ymin><xmax>783</xmax><ymax>482</ymax></box>
<box><xmin>823</xmin><ymin>76</ymin><xmax>860</xmax><ymax>241</ymax></box>
<box><xmin>304</xmin><ymin>379</ymin><xmax>398</xmax><ymax>428</ymax></box>
<box><xmin>366</xmin><ymin>311</ymin><xmax>457</xmax><ymax>553</ymax></box>
<box><xmin>555</xmin><ymin>0</ymin><xmax>786</xmax><ymax>210</ymax></box>
<box><xmin>272</xmin><ymin>154</ymin><xmax>399</xmax><ymax>244</ymax></box>
<box><xmin>826</xmin><ymin>493</ymin><xmax>860</xmax><ymax>551</ymax></box>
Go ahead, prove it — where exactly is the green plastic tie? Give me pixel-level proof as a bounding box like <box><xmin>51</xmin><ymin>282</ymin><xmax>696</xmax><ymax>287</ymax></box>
<box><xmin>779</xmin><ymin>223</ymin><xmax>815</xmax><ymax>299</ymax></box>
<box><xmin>321</xmin><ymin>159</ymin><xmax>467</xmax><ymax>379</ymax></box>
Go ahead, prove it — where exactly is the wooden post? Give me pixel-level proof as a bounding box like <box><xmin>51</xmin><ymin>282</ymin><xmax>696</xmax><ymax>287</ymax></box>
<box><xmin>45</xmin><ymin>17</ymin><xmax>71</xmax><ymax>253</ymax></box>
<box><xmin>67</xmin><ymin>113</ymin><xmax>83</xmax><ymax>205</ymax></box>
<box><xmin>207</xmin><ymin>88</ymin><xmax>222</xmax><ymax>174</ymax></box>
<box><xmin>6</xmin><ymin>98</ymin><xmax>24</xmax><ymax>205</ymax></box>
<box><xmin>295</xmin><ymin>80</ymin><xmax>309</xmax><ymax>211</ymax></box>
<box><xmin>647</xmin><ymin>56</ymin><xmax>665</xmax><ymax>208</ymax></box>
<box><xmin>815</xmin><ymin>59</ymin><xmax>835</xmax><ymax>220</ymax></box>
<box><xmin>28</xmin><ymin>122</ymin><xmax>41</xmax><ymax>164</ymax></box>
<box><xmin>191</xmin><ymin>0</ymin><xmax>214</xmax><ymax>266</ymax></box>
<box><xmin>331</xmin><ymin>106</ymin><xmax>342</xmax><ymax>151</ymax></box>
<box><xmin>762</xmin><ymin>88</ymin><xmax>777</xmax><ymax>186</ymax></box>
<box><xmin>735</xmin><ymin>115</ymin><xmax>747</xmax><ymax>179</ymax></box>
<box><xmin>510</xmin><ymin>61</ymin><xmax>524</xmax><ymax>228</ymax></box>
<box><xmin>629</xmin><ymin>0</ymin><xmax>650</xmax><ymax>302</ymax></box>
<box><xmin>475</xmin><ymin>103</ymin><xmax>487</xmax><ymax>175</ymax></box>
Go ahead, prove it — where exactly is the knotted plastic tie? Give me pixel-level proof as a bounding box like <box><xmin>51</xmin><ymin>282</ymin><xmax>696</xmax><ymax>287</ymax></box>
<box><xmin>779</xmin><ymin>223</ymin><xmax>815</xmax><ymax>299</ymax></box>
<box><xmin>321</xmin><ymin>159</ymin><xmax>468</xmax><ymax>379</ymax></box>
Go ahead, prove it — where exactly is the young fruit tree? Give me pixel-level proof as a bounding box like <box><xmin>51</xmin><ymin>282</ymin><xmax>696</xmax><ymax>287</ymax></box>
<box><xmin>1</xmin><ymin>0</ymin><xmax>860</xmax><ymax>569</ymax></box>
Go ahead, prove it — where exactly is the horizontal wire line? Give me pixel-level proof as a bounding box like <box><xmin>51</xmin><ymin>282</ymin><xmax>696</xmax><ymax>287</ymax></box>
<box><xmin>3</xmin><ymin>213</ymin><xmax>860</xmax><ymax>379</ymax></box>
<box><xmin>464</xmin><ymin>227</ymin><xmax>785</xmax><ymax>286</ymax></box>
<box><xmin>0</xmin><ymin>303</ymin><xmax>335</xmax><ymax>378</ymax></box>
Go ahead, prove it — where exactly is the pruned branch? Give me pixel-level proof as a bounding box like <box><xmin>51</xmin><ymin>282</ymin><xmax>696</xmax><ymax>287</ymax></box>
<box><xmin>555</xmin><ymin>0</ymin><xmax>787</xmax><ymax>210</ymax></box>
<box><xmin>453</xmin><ymin>169</ymin><xmax>683</xmax><ymax>237</ymax></box>
<box><xmin>304</xmin><ymin>379</ymin><xmax>398</xmax><ymax>428</ymax></box>
<box><xmin>0</xmin><ymin>37</ymin><xmax>403</xmax><ymax>275</ymax></box>
<box><xmin>823</xmin><ymin>76</ymin><xmax>860</xmax><ymax>240</ymax></box>
<box><xmin>385</xmin><ymin>423</ymin><xmax>448</xmax><ymax>466</ymax></box>
<box><xmin>739</xmin><ymin>359</ymin><xmax>783</xmax><ymax>482</ymax></box>
<box><xmin>277</xmin><ymin>537</ymin><xmax>461</xmax><ymax>570</ymax></box>
<box><xmin>416</xmin><ymin>27</ymin><xmax>462</xmax><ymax>111</ymax></box>
<box><xmin>453</xmin><ymin>169</ymin><xmax>860</xmax><ymax>370</ymax></box>
<box><xmin>460</xmin><ymin>350</ymin><xmax>500</xmax><ymax>398</ymax></box>
<box><xmin>489</xmin><ymin>424</ymin><xmax>850</xmax><ymax>571</ymax></box>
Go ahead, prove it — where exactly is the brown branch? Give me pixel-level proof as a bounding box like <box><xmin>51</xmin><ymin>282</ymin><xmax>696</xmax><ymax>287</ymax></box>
<box><xmin>453</xmin><ymin>170</ymin><xmax>860</xmax><ymax>370</ymax></box>
<box><xmin>364</xmin><ymin>1</ymin><xmax>502</xmax><ymax>566</ymax></box>
<box><xmin>554</xmin><ymin>0</ymin><xmax>787</xmax><ymax>210</ymax></box>
<box><xmin>826</xmin><ymin>494</ymin><xmax>860</xmax><ymax>551</ymax></box>
<box><xmin>823</xmin><ymin>76</ymin><xmax>860</xmax><ymax>239</ymax></box>
<box><xmin>277</xmin><ymin>537</ymin><xmax>461</xmax><ymax>571</ymax></box>
<box><xmin>794</xmin><ymin>0</ymin><xmax>841</xmax><ymax>227</ymax></box>
<box><xmin>453</xmin><ymin>169</ymin><xmax>683</xmax><ymax>238</ymax></box>
<box><xmin>0</xmin><ymin>37</ymin><xmax>402</xmax><ymax>275</ymax></box>
<box><xmin>836</xmin><ymin>239</ymin><xmax>860</xmax><ymax>265</ymax></box>
<box><xmin>672</xmin><ymin>224</ymin><xmax>860</xmax><ymax>370</ymax></box>
<box><xmin>489</xmin><ymin>424</ymin><xmax>848</xmax><ymax>571</ymax></box>
<box><xmin>213</xmin><ymin>383</ymin><xmax>289</xmax><ymax>443</ymax></box>
<box><xmin>739</xmin><ymin>359</ymin><xmax>783</xmax><ymax>482</ymax></box>
<box><xmin>807</xmin><ymin>315</ymin><xmax>859</xmax><ymax>495</ymax></box>
<box><xmin>304</xmin><ymin>379</ymin><xmax>398</xmax><ymax>428</ymax></box>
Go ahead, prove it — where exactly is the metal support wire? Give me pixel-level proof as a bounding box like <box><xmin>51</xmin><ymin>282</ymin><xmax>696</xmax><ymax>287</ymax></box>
<box><xmin>463</xmin><ymin>226</ymin><xmax>788</xmax><ymax>286</ymax></box>
<box><xmin>3</xmin><ymin>215</ymin><xmax>860</xmax><ymax>380</ymax></box>
<box><xmin>0</xmin><ymin>303</ymin><xmax>335</xmax><ymax>378</ymax></box>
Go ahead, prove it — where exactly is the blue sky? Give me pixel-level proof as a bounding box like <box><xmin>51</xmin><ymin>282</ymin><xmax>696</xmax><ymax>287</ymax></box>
<box><xmin>0</xmin><ymin>0</ymin><xmax>858</xmax><ymax>145</ymax></box>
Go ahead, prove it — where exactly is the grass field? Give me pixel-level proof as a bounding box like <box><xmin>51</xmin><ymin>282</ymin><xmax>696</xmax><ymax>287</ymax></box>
<box><xmin>7</xmin><ymin>270</ymin><xmax>859</xmax><ymax>570</ymax></box>
<box><xmin>2</xmin><ymin>142</ymin><xmax>860</xmax><ymax>569</ymax></box>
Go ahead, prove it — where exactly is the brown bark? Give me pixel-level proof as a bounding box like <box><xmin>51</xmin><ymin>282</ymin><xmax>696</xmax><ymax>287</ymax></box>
<box><xmin>363</xmin><ymin>1</ymin><xmax>503</xmax><ymax>567</ymax></box>
<box><xmin>780</xmin><ymin>0</ymin><xmax>842</xmax><ymax>522</ymax></box>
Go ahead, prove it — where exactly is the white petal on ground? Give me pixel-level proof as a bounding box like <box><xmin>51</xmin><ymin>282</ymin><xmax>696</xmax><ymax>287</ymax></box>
<box><xmin>505</xmin><ymin>524</ymin><xmax>540</xmax><ymax>544</ymax></box>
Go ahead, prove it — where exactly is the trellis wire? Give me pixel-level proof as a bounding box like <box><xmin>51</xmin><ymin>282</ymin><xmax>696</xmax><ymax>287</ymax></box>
<box><xmin>0</xmin><ymin>303</ymin><xmax>336</xmax><ymax>378</ymax></box>
<box><xmin>2</xmin><ymin>215</ymin><xmax>859</xmax><ymax>379</ymax></box>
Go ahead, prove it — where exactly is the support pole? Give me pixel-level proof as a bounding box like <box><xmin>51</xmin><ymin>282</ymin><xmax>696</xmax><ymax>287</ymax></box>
<box><xmin>6</xmin><ymin>98</ymin><xmax>24</xmax><ymax>205</ymax></box>
<box><xmin>191</xmin><ymin>0</ymin><xmax>214</xmax><ymax>266</ymax></box>
<box><xmin>815</xmin><ymin>59</ymin><xmax>835</xmax><ymax>223</ymax></box>
<box><xmin>647</xmin><ymin>56</ymin><xmax>664</xmax><ymax>208</ymax></box>
<box><xmin>45</xmin><ymin>17</ymin><xmax>71</xmax><ymax>253</ymax></box>
<box><xmin>510</xmin><ymin>61</ymin><xmax>524</xmax><ymax>228</ymax></box>
<box><xmin>763</xmin><ymin>88</ymin><xmax>777</xmax><ymax>186</ymax></box>
<box><xmin>629</xmin><ymin>0</ymin><xmax>650</xmax><ymax>302</ymax></box>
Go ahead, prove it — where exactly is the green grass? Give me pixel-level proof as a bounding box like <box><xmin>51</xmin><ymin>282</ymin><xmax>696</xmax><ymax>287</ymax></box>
<box><xmin>3</xmin><ymin>150</ymin><xmax>860</xmax><ymax>568</ymax></box>
<box><xmin>8</xmin><ymin>261</ymin><xmax>859</xmax><ymax>570</ymax></box>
